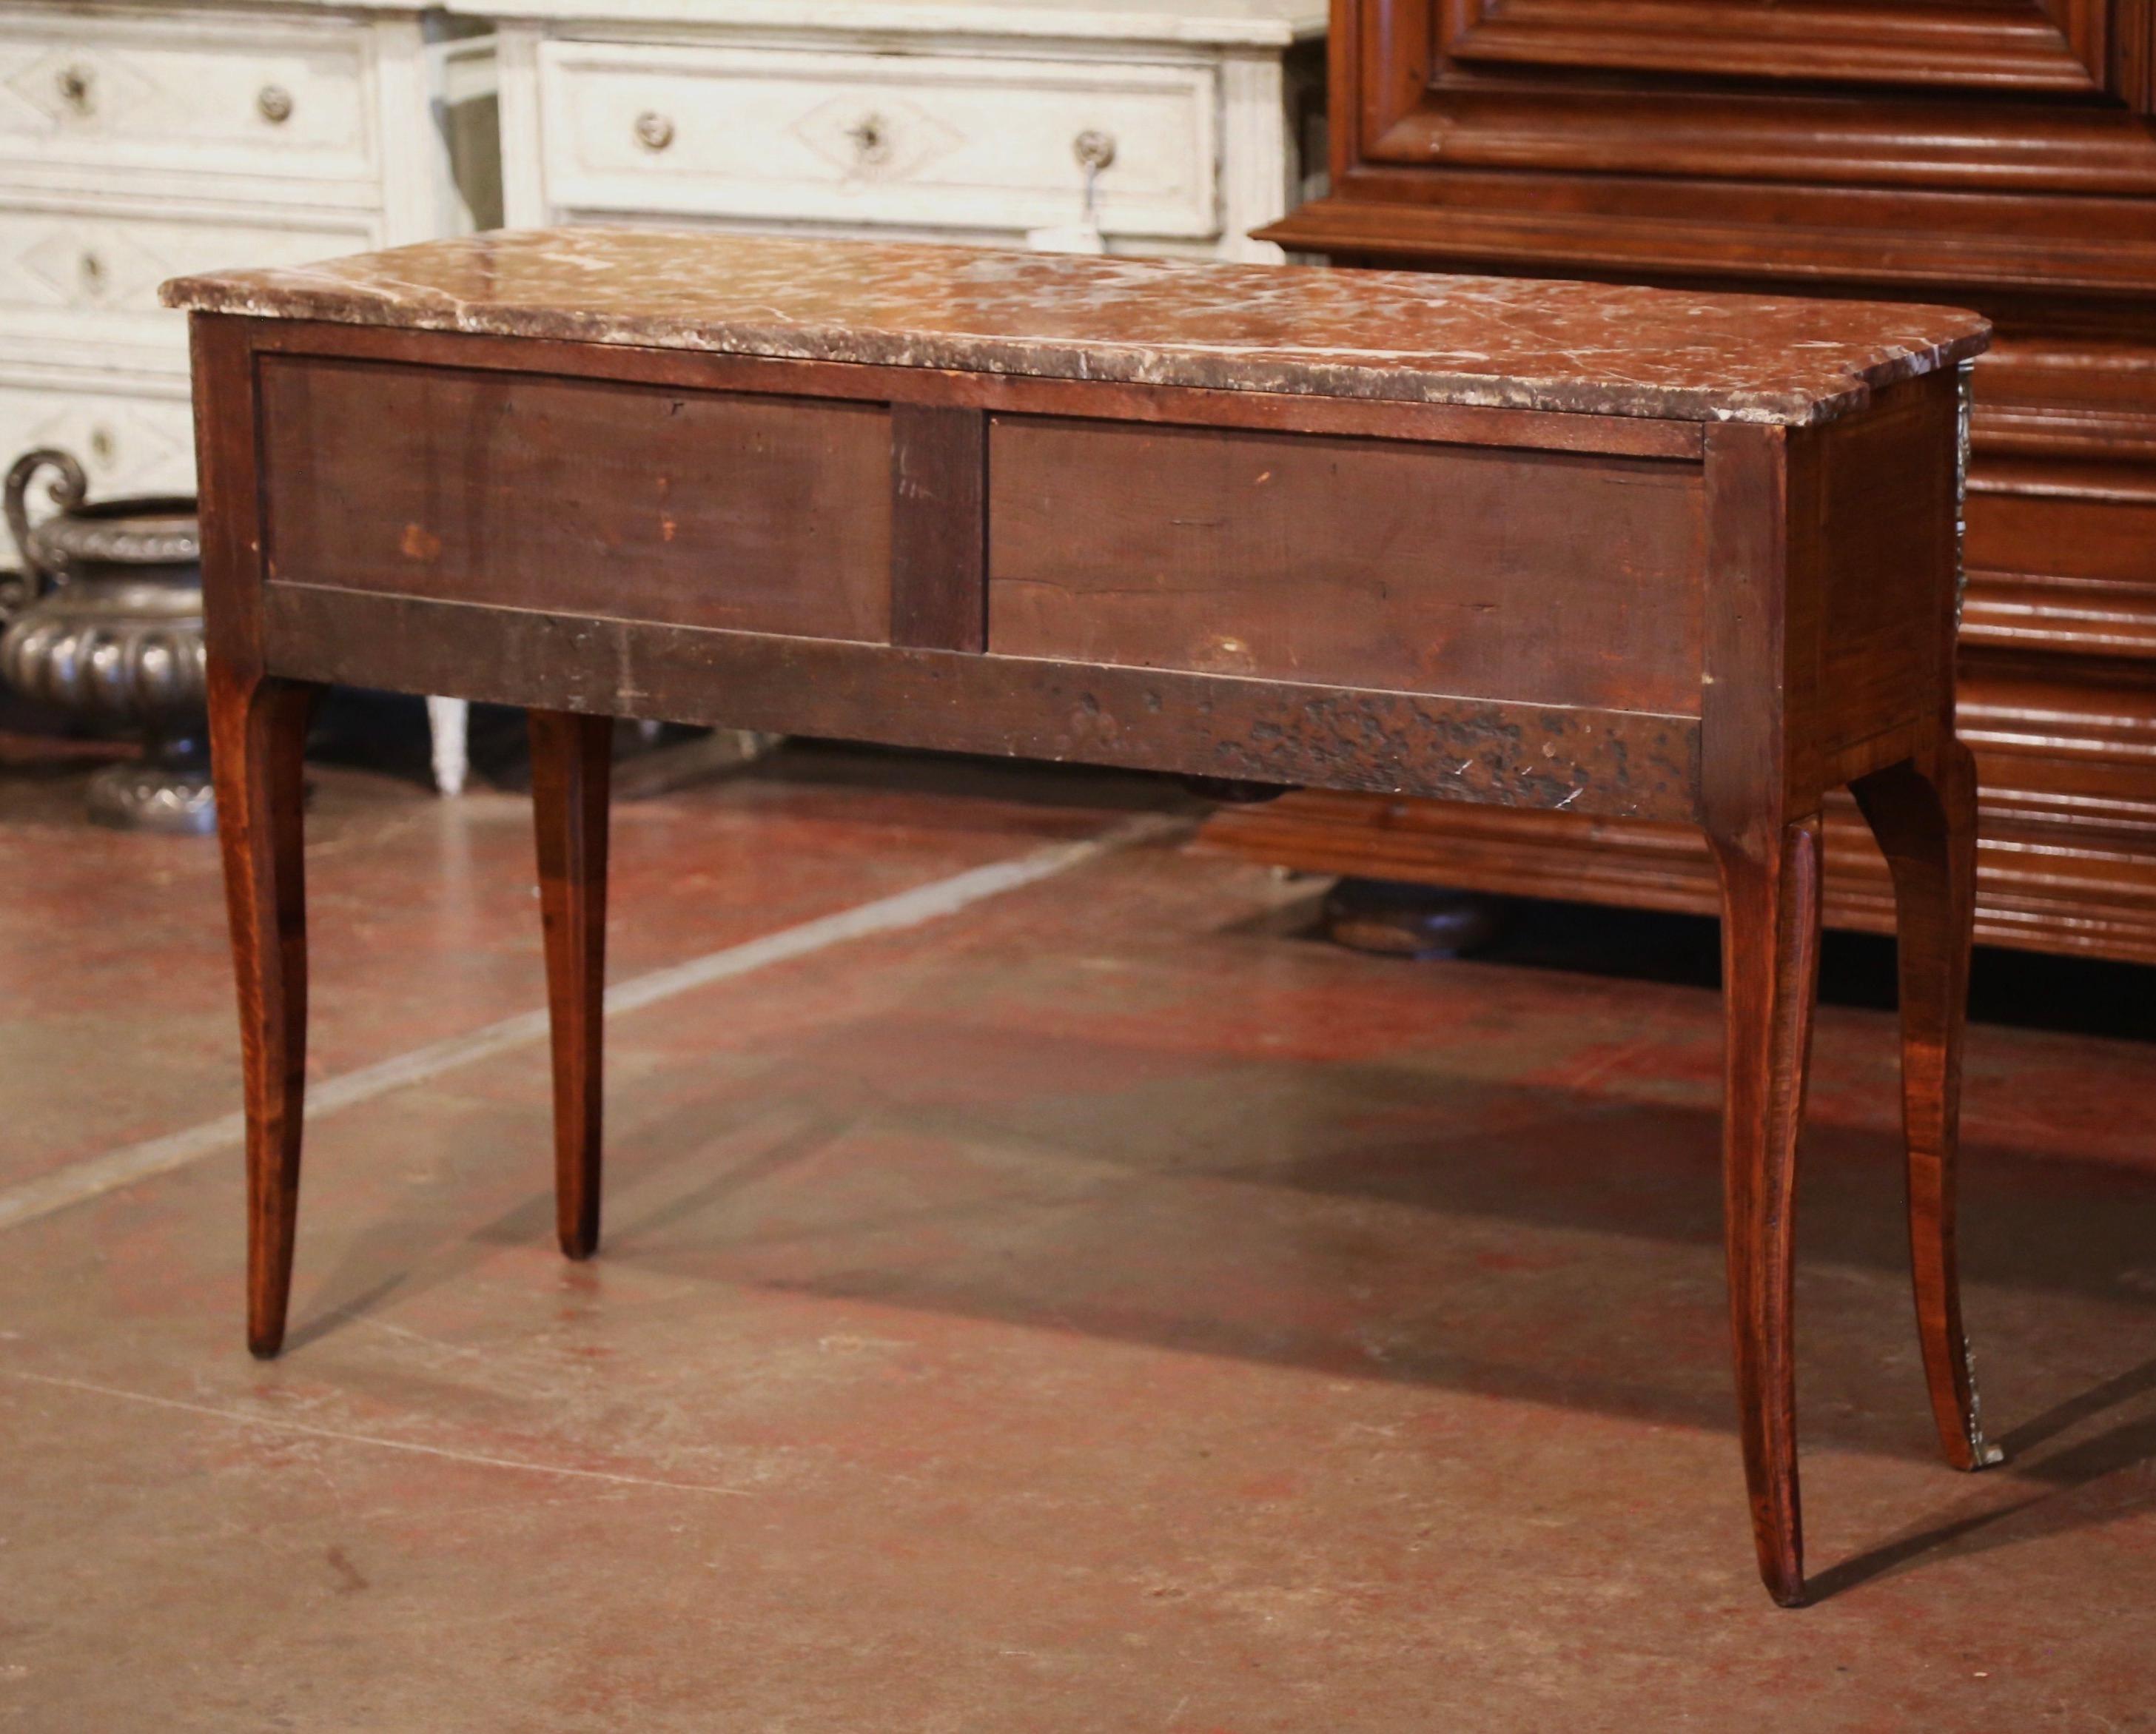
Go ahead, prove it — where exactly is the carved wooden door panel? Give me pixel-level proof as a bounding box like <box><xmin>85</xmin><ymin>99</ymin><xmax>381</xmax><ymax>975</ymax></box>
<box><xmin>1357</xmin><ymin>0</ymin><xmax>2156</xmax><ymax>195</ymax></box>
<box><xmin>1446</xmin><ymin>0</ymin><xmax>2139</xmax><ymax>98</ymax></box>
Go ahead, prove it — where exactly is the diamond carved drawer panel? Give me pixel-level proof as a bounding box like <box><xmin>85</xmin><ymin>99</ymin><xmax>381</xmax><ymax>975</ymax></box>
<box><xmin>0</xmin><ymin>202</ymin><xmax>377</xmax><ymax>369</ymax></box>
<box><xmin>0</xmin><ymin>375</ymin><xmax>192</xmax><ymax>498</ymax></box>
<box><xmin>537</xmin><ymin>41</ymin><xmax>1220</xmax><ymax>239</ymax></box>
<box><xmin>0</xmin><ymin>11</ymin><xmax>375</xmax><ymax>186</ymax></box>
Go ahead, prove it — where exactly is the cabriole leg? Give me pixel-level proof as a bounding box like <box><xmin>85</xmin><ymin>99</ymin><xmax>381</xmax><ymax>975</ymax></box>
<box><xmin>1852</xmin><ymin>744</ymin><xmax>2001</xmax><ymax>1473</ymax></box>
<box><xmin>207</xmin><ymin>659</ymin><xmax>320</xmax><ymax>1360</ymax></box>
<box><xmin>1709</xmin><ymin>814</ymin><xmax>1824</xmax><ymax>1607</ymax></box>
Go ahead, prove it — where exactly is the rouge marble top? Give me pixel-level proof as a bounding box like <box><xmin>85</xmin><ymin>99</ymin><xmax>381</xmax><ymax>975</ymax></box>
<box><xmin>161</xmin><ymin>229</ymin><xmax>1989</xmax><ymax>427</ymax></box>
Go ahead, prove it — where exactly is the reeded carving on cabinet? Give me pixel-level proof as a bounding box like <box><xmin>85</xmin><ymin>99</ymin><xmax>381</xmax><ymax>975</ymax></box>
<box><xmin>1442</xmin><ymin>0</ymin><xmax>2135</xmax><ymax>96</ymax></box>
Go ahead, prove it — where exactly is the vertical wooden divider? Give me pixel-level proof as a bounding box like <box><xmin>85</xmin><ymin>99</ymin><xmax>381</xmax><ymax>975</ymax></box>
<box><xmin>890</xmin><ymin>403</ymin><xmax>990</xmax><ymax>652</ymax></box>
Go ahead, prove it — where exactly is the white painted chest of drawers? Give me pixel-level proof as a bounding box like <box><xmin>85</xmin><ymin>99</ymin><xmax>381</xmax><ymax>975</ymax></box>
<box><xmin>461</xmin><ymin>0</ymin><xmax>1324</xmax><ymax>262</ymax></box>
<box><xmin>0</xmin><ymin>1</ymin><xmax>491</xmax><ymax>504</ymax></box>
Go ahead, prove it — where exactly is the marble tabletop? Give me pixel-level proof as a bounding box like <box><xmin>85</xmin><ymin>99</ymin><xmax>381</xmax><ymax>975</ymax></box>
<box><xmin>161</xmin><ymin>228</ymin><xmax>1989</xmax><ymax>426</ymax></box>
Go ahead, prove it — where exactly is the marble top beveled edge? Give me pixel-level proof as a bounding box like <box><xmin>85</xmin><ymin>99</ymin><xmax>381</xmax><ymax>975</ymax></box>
<box><xmin>159</xmin><ymin>229</ymin><xmax>1992</xmax><ymax>427</ymax></box>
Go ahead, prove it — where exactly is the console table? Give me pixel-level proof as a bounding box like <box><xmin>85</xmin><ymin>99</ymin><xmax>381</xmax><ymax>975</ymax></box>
<box><xmin>164</xmin><ymin>228</ymin><xmax>1993</xmax><ymax>1607</ymax></box>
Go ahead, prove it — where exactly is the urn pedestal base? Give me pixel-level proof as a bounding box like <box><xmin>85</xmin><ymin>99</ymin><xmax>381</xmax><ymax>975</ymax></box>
<box><xmin>85</xmin><ymin>733</ymin><xmax>216</xmax><ymax>835</ymax></box>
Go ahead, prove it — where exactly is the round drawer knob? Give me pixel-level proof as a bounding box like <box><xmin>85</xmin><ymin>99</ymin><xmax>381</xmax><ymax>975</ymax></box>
<box><xmin>634</xmin><ymin>110</ymin><xmax>674</xmax><ymax>152</ymax></box>
<box><xmin>257</xmin><ymin>84</ymin><xmax>294</xmax><ymax>125</ymax></box>
<box><xmin>847</xmin><ymin>112</ymin><xmax>893</xmax><ymax>164</ymax></box>
<box><xmin>57</xmin><ymin>64</ymin><xmax>93</xmax><ymax>115</ymax></box>
<box><xmin>1074</xmin><ymin>130</ymin><xmax>1117</xmax><ymax>174</ymax></box>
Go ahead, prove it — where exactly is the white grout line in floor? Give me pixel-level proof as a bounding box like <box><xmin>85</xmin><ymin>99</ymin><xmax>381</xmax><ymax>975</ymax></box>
<box><xmin>0</xmin><ymin>1368</ymin><xmax>761</xmax><ymax>1496</ymax></box>
<box><xmin>0</xmin><ymin>812</ymin><xmax>1184</xmax><ymax>1236</ymax></box>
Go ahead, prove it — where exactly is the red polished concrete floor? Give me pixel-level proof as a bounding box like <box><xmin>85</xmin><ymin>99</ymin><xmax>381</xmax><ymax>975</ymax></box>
<box><xmin>1</xmin><ymin>719</ymin><xmax>2153</xmax><ymax>1730</ymax></box>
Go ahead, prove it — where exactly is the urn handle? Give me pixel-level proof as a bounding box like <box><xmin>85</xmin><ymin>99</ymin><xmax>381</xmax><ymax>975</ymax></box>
<box><xmin>4</xmin><ymin>447</ymin><xmax>87</xmax><ymax>614</ymax></box>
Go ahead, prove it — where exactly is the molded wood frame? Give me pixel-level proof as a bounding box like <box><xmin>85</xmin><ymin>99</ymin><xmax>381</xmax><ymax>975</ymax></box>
<box><xmin>1443</xmin><ymin>0</ymin><xmax>2124</xmax><ymax>95</ymax></box>
<box><xmin>1347</xmin><ymin>0</ymin><xmax>2156</xmax><ymax>202</ymax></box>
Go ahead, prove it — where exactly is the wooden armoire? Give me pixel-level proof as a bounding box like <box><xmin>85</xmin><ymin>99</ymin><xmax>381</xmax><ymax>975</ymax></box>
<box><xmin>1200</xmin><ymin>0</ymin><xmax>2156</xmax><ymax>964</ymax></box>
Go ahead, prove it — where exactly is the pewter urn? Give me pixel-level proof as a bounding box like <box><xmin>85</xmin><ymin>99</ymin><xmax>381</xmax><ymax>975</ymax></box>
<box><xmin>0</xmin><ymin>448</ymin><xmax>212</xmax><ymax>833</ymax></box>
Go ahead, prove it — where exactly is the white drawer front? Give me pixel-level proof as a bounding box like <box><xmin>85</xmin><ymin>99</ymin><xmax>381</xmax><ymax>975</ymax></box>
<box><xmin>539</xmin><ymin>44</ymin><xmax>1219</xmax><ymax>239</ymax></box>
<box><xmin>0</xmin><ymin>12</ymin><xmax>375</xmax><ymax>186</ymax></box>
<box><xmin>0</xmin><ymin>204</ymin><xmax>377</xmax><ymax>373</ymax></box>
<box><xmin>0</xmin><ymin>377</ymin><xmax>194</xmax><ymax>499</ymax></box>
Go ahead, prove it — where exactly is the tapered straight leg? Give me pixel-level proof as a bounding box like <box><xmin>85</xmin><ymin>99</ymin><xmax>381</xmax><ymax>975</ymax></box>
<box><xmin>207</xmin><ymin>659</ymin><xmax>319</xmax><ymax>1360</ymax></box>
<box><xmin>1852</xmin><ymin>744</ymin><xmax>2001</xmax><ymax>1474</ymax></box>
<box><xmin>529</xmin><ymin>710</ymin><xmax>614</xmax><ymax>1260</ymax></box>
<box><xmin>1709</xmin><ymin>814</ymin><xmax>1824</xmax><ymax>1607</ymax></box>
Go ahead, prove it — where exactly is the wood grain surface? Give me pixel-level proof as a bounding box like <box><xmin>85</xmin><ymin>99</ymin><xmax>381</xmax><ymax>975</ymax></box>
<box><xmin>259</xmin><ymin>356</ymin><xmax>895</xmax><ymax>644</ymax></box>
<box><xmin>989</xmin><ymin>417</ymin><xmax>1706</xmax><ymax>713</ymax></box>
<box><xmin>260</xmin><ymin>582</ymin><xmax>1702</xmax><ymax>821</ymax></box>
<box><xmin>529</xmin><ymin>709</ymin><xmax>614</xmax><ymax>1263</ymax></box>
